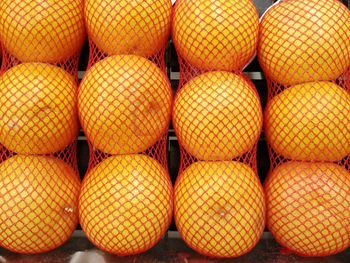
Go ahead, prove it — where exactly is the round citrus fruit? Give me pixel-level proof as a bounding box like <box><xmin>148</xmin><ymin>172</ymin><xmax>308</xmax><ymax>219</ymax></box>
<box><xmin>0</xmin><ymin>63</ymin><xmax>79</xmax><ymax>155</ymax></box>
<box><xmin>265</xmin><ymin>81</ymin><xmax>350</xmax><ymax>162</ymax></box>
<box><xmin>79</xmin><ymin>154</ymin><xmax>173</xmax><ymax>256</ymax></box>
<box><xmin>78</xmin><ymin>55</ymin><xmax>172</xmax><ymax>155</ymax></box>
<box><xmin>265</xmin><ymin>161</ymin><xmax>350</xmax><ymax>257</ymax></box>
<box><xmin>0</xmin><ymin>155</ymin><xmax>80</xmax><ymax>254</ymax></box>
<box><xmin>0</xmin><ymin>0</ymin><xmax>85</xmax><ymax>62</ymax></box>
<box><xmin>173</xmin><ymin>71</ymin><xmax>262</xmax><ymax>161</ymax></box>
<box><xmin>174</xmin><ymin>161</ymin><xmax>265</xmax><ymax>258</ymax></box>
<box><xmin>84</xmin><ymin>0</ymin><xmax>171</xmax><ymax>57</ymax></box>
<box><xmin>172</xmin><ymin>0</ymin><xmax>258</xmax><ymax>71</ymax></box>
<box><xmin>258</xmin><ymin>0</ymin><xmax>350</xmax><ymax>85</ymax></box>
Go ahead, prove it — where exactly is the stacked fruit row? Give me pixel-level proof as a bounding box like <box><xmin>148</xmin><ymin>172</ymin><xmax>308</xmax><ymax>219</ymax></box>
<box><xmin>77</xmin><ymin>0</ymin><xmax>174</xmax><ymax>256</ymax></box>
<box><xmin>0</xmin><ymin>0</ymin><xmax>349</xmax><ymax>259</ymax></box>
<box><xmin>171</xmin><ymin>0</ymin><xmax>266</xmax><ymax>258</ymax></box>
<box><xmin>0</xmin><ymin>0</ymin><xmax>85</xmax><ymax>253</ymax></box>
<box><xmin>258</xmin><ymin>0</ymin><xmax>350</xmax><ymax>257</ymax></box>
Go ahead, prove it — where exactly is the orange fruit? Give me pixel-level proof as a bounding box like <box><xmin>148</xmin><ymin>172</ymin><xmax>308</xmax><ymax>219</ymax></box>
<box><xmin>79</xmin><ymin>154</ymin><xmax>173</xmax><ymax>256</ymax></box>
<box><xmin>84</xmin><ymin>0</ymin><xmax>171</xmax><ymax>57</ymax></box>
<box><xmin>173</xmin><ymin>71</ymin><xmax>262</xmax><ymax>161</ymax></box>
<box><xmin>258</xmin><ymin>0</ymin><xmax>350</xmax><ymax>85</ymax></box>
<box><xmin>0</xmin><ymin>155</ymin><xmax>80</xmax><ymax>254</ymax></box>
<box><xmin>78</xmin><ymin>55</ymin><xmax>172</xmax><ymax>155</ymax></box>
<box><xmin>265</xmin><ymin>161</ymin><xmax>350</xmax><ymax>257</ymax></box>
<box><xmin>172</xmin><ymin>0</ymin><xmax>258</xmax><ymax>71</ymax></box>
<box><xmin>0</xmin><ymin>63</ymin><xmax>79</xmax><ymax>155</ymax></box>
<box><xmin>0</xmin><ymin>0</ymin><xmax>85</xmax><ymax>62</ymax></box>
<box><xmin>265</xmin><ymin>81</ymin><xmax>350</xmax><ymax>162</ymax></box>
<box><xmin>174</xmin><ymin>161</ymin><xmax>265</xmax><ymax>258</ymax></box>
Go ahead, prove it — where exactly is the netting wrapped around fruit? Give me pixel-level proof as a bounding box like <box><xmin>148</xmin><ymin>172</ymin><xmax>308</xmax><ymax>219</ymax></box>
<box><xmin>81</xmin><ymin>0</ymin><xmax>172</xmax><ymax>169</ymax></box>
<box><xmin>258</xmin><ymin>0</ymin><xmax>350</xmax><ymax>169</ymax></box>
<box><xmin>173</xmin><ymin>71</ymin><xmax>262</xmax><ymax>172</ymax></box>
<box><xmin>0</xmin><ymin>155</ymin><xmax>81</xmax><ymax>254</ymax></box>
<box><xmin>79</xmin><ymin>154</ymin><xmax>173</xmax><ymax>256</ymax></box>
<box><xmin>264</xmin><ymin>161</ymin><xmax>350</xmax><ymax>257</ymax></box>
<box><xmin>174</xmin><ymin>160</ymin><xmax>265</xmax><ymax>258</ymax></box>
<box><xmin>0</xmin><ymin>0</ymin><xmax>85</xmax><ymax>77</ymax></box>
<box><xmin>84</xmin><ymin>0</ymin><xmax>171</xmax><ymax>70</ymax></box>
<box><xmin>172</xmin><ymin>71</ymin><xmax>264</xmax><ymax>258</ymax></box>
<box><xmin>172</xmin><ymin>0</ymin><xmax>259</xmax><ymax>73</ymax></box>
<box><xmin>258</xmin><ymin>0</ymin><xmax>350</xmax><ymax>87</ymax></box>
<box><xmin>78</xmin><ymin>55</ymin><xmax>172</xmax><ymax>169</ymax></box>
<box><xmin>78</xmin><ymin>1</ymin><xmax>173</xmax><ymax>255</ymax></box>
<box><xmin>171</xmin><ymin>1</ymin><xmax>264</xmax><ymax>258</ymax></box>
<box><xmin>0</xmin><ymin>63</ymin><xmax>79</xmax><ymax>171</ymax></box>
<box><xmin>259</xmin><ymin>0</ymin><xmax>350</xmax><ymax>257</ymax></box>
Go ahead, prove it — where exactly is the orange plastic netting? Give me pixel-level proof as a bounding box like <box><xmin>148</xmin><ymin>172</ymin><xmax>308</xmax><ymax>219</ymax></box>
<box><xmin>265</xmin><ymin>161</ymin><xmax>350</xmax><ymax>257</ymax></box>
<box><xmin>171</xmin><ymin>0</ymin><xmax>265</xmax><ymax>258</ymax></box>
<box><xmin>259</xmin><ymin>0</ymin><xmax>350</xmax><ymax>257</ymax></box>
<box><xmin>0</xmin><ymin>155</ymin><xmax>80</xmax><ymax>254</ymax></box>
<box><xmin>78</xmin><ymin>0</ymin><xmax>173</xmax><ymax>256</ymax></box>
<box><xmin>0</xmin><ymin>0</ymin><xmax>85</xmax><ymax>77</ymax></box>
<box><xmin>0</xmin><ymin>0</ymin><xmax>84</xmax><ymax>254</ymax></box>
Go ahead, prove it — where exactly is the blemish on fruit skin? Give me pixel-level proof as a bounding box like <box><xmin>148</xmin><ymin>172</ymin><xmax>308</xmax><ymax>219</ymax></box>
<box><xmin>64</xmin><ymin>207</ymin><xmax>75</xmax><ymax>214</ymax></box>
<box><xmin>7</xmin><ymin>121</ymin><xmax>17</xmax><ymax>129</ymax></box>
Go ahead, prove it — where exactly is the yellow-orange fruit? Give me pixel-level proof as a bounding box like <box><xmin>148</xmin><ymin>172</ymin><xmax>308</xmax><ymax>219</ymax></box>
<box><xmin>0</xmin><ymin>63</ymin><xmax>79</xmax><ymax>154</ymax></box>
<box><xmin>0</xmin><ymin>155</ymin><xmax>80</xmax><ymax>254</ymax></box>
<box><xmin>175</xmin><ymin>161</ymin><xmax>265</xmax><ymax>258</ymax></box>
<box><xmin>78</xmin><ymin>55</ymin><xmax>172</xmax><ymax>155</ymax></box>
<box><xmin>84</xmin><ymin>0</ymin><xmax>171</xmax><ymax>57</ymax></box>
<box><xmin>265</xmin><ymin>81</ymin><xmax>350</xmax><ymax>162</ymax></box>
<box><xmin>79</xmin><ymin>154</ymin><xmax>173</xmax><ymax>256</ymax></box>
<box><xmin>172</xmin><ymin>0</ymin><xmax>258</xmax><ymax>71</ymax></box>
<box><xmin>0</xmin><ymin>0</ymin><xmax>85</xmax><ymax>62</ymax></box>
<box><xmin>173</xmin><ymin>71</ymin><xmax>262</xmax><ymax>161</ymax></box>
<box><xmin>265</xmin><ymin>161</ymin><xmax>350</xmax><ymax>257</ymax></box>
<box><xmin>258</xmin><ymin>0</ymin><xmax>350</xmax><ymax>85</ymax></box>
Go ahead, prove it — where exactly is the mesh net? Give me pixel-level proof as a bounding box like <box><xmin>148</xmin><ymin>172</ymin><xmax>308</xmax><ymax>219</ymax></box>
<box><xmin>84</xmin><ymin>0</ymin><xmax>171</xmax><ymax>60</ymax></box>
<box><xmin>264</xmin><ymin>81</ymin><xmax>350</xmax><ymax>165</ymax></box>
<box><xmin>0</xmin><ymin>155</ymin><xmax>81</xmax><ymax>254</ymax></box>
<box><xmin>264</xmin><ymin>161</ymin><xmax>350</xmax><ymax>257</ymax></box>
<box><xmin>0</xmin><ymin>63</ymin><xmax>79</xmax><ymax>173</ymax></box>
<box><xmin>82</xmin><ymin>0</ymin><xmax>172</xmax><ymax>171</ymax></box>
<box><xmin>78</xmin><ymin>54</ymin><xmax>172</xmax><ymax>170</ymax></box>
<box><xmin>259</xmin><ymin>0</ymin><xmax>350</xmax><ymax>257</ymax></box>
<box><xmin>174</xmin><ymin>161</ymin><xmax>265</xmax><ymax>258</ymax></box>
<box><xmin>171</xmin><ymin>1</ymin><xmax>263</xmax><ymax>257</ymax></box>
<box><xmin>258</xmin><ymin>0</ymin><xmax>350</xmax><ymax>86</ymax></box>
<box><xmin>258</xmin><ymin>0</ymin><xmax>350</xmax><ymax>169</ymax></box>
<box><xmin>79</xmin><ymin>154</ymin><xmax>173</xmax><ymax>256</ymax></box>
<box><xmin>0</xmin><ymin>0</ymin><xmax>85</xmax><ymax>66</ymax></box>
<box><xmin>172</xmin><ymin>0</ymin><xmax>259</xmax><ymax>72</ymax></box>
<box><xmin>79</xmin><ymin>1</ymin><xmax>173</xmax><ymax>254</ymax></box>
<box><xmin>173</xmin><ymin>70</ymin><xmax>263</xmax><ymax>172</ymax></box>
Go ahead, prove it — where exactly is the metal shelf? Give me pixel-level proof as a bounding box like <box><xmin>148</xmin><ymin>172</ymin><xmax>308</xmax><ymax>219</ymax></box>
<box><xmin>0</xmin><ymin>231</ymin><xmax>349</xmax><ymax>263</ymax></box>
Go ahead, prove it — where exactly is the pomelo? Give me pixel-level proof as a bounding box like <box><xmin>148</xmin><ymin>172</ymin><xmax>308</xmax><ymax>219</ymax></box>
<box><xmin>0</xmin><ymin>0</ymin><xmax>85</xmax><ymax>62</ymax></box>
<box><xmin>258</xmin><ymin>0</ymin><xmax>350</xmax><ymax>85</ymax></box>
<box><xmin>0</xmin><ymin>63</ymin><xmax>79</xmax><ymax>154</ymax></box>
<box><xmin>172</xmin><ymin>0</ymin><xmax>258</xmax><ymax>71</ymax></box>
<box><xmin>79</xmin><ymin>154</ymin><xmax>173</xmax><ymax>255</ymax></box>
<box><xmin>78</xmin><ymin>55</ymin><xmax>172</xmax><ymax>155</ymax></box>
<box><xmin>265</xmin><ymin>81</ymin><xmax>350</xmax><ymax>162</ymax></box>
<box><xmin>265</xmin><ymin>161</ymin><xmax>350</xmax><ymax>256</ymax></box>
<box><xmin>174</xmin><ymin>161</ymin><xmax>265</xmax><ymax>258</ymax></box>
<box><xmin>84</xmin><ymin>0</ymin><xmax>171</xmax><ymax>57</ymax></box>
<box><xmin>173</xmin><ymin>71</ymin><xmax>262</xmax><ymax>161</ymax></box>
<box><xmin>0</xmin><ymin>155</ymin><xmax>80</xmax><ymax>254</ymax></box>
